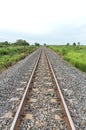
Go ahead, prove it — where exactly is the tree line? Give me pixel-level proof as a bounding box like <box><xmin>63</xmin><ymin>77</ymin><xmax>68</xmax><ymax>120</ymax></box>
<box><xmin>67</xmin><ymin>42</ymin><xmax>80</xmax><ymax>46</ymax></box>
<box><xmin>0</xmin><ymin>39</ymin><xmax>41</xmax><ymax>47</ymax></box>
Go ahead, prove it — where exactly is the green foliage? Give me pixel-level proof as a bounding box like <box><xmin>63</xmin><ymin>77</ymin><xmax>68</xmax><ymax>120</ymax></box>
<box><xmin>0</xmin><ymin>44</ymin><xmax>37</xmax><ymax>72</ymax></box>
<box><xmin>77</xmin><ymin>42</ymin><xmax>80</xmax><ymax>46</ymax></box>
<box><xmin>35</xmin><ymin>42</ymin><xmax>40</xmax><ymax>46</ymax></box>
<box><xmin>61</xmin><ymin>48</ymin><xmax>67</xmax><ymax>55</ymax></box>
<box><xmin>66</xmin><ymin>43</ymin><xmax>70</xmax><ymax>46</ymax></box>
<box><xmin>73</xmin><ymin>42</ymin><xmax>76</xmax><ymax>46</ymax></box>
<box><xmin>44</xmin><ymin>43</ymin><xmax>46</xmax><ymax>46</ymax></box>
<box><xmin>48</xmin><ymin>45</ymin><xmax>86</xmax><ymax>72</ymax></box>
<box><xmin>14</xmin><ymin>39</ymin><xmax>29</xmax><ymax>46</ymax></box>
<box><xmin>0</xmin><ymin>41</ymin><xmax>10</xmax><ymax>47</ymax></box>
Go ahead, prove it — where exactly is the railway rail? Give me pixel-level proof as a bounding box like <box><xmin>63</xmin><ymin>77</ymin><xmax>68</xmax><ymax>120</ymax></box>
<box><xmin>10</xmin><ymin>47</ymin><xmax>76</xmax><ymax>130</ymax></box>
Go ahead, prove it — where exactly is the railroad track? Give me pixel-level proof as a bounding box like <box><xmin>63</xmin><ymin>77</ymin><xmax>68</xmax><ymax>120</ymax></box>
<box><xmin>10</xmin><ymin>47</ymin><xmax>76</xmax><ymax>130</ymax></box>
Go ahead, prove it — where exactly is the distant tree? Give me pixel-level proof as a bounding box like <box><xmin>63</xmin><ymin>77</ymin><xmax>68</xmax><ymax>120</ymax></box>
<box><xmin>4</xmin><ymin>41</ymin><xmax>9</xmax><ymax>45</ymax></box>
<box><xmin>66</xmin><ymin>43</ymin><xmax>70</xmax><ymax>46</ymax></box>
<box><xmin>0</xmin><ymin>41</ymin><xmax>10</xmax><ymax>47</ymax></box>
<box><xmin>77</xmin><ymin>42</ymin><xmax>80</xmax><ymax>46</ymax></box>
<box><xmin>44</xmin><ymin>43</ymin><xmax>46</xmax><ymax>46</ymax></box>
<box><xmin>73</xmin><ymin>42</ymin><xmax>76</xmax><ymax>46</ymax></box>
<box><xmin>15</xmin><ymin>39</ymin><xmax>29</xmax><ymax>46</ymax></box>
<box><xmin>35</xmin><ymin>42</ymin><xmax>40</xmax><ymax>46</ymax></box>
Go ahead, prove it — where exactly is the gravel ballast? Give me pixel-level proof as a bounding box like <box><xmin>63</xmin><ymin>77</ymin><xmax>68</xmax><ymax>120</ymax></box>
<box><xmin>18</xmin><ymin>48</ymin><xmax>68</xmax><ymax>130</ymax></box>
<box><xmin>0</xmin><ymin>49</ymin><xmax>41</xmax><ymax>129</ymax></box>
<box><xmin>46</xmin><ymin>48</ymin><xmax>86</xmax><ymax>130</ymax></box>
<box><xmin>0</xmin><ymin>47</ymin><xmax>86</xmax><ymax>130</ymax></box>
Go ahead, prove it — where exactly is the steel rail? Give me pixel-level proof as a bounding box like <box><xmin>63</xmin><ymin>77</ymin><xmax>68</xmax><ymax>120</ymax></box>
<box><xmin>10</xmin><ymin>49</ymin><xmax>42</xmax><ymax>130</ymax></box>
<box><xmin>45</xmin><ymin>50</ymin><xmax>76</xmax><ymax>130</ymax></box>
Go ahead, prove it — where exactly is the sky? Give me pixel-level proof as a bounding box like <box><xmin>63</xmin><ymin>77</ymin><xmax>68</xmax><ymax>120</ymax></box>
<box><xmin>0</xmin><ymin>0</ymin><xmax>86</xmax><ymax>45</ymax></box>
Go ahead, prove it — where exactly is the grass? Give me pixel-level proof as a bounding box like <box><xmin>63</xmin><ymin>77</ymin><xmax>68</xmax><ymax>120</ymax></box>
<box><xmin>0</xmin><ymin>45</ymin><xmax>38</xmax><ymax>72</ymax></box>
<box><xmin>48</xmin><ymin>45</ymin><xmax>86</xmax><ymax>72</ymax></box>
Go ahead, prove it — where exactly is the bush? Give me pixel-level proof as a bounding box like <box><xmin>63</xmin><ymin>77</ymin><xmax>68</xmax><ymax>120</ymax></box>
<box><xmin>62</xmin><ymin>48</ymin><xmax>67</xmax><ymax>55</ymax></box>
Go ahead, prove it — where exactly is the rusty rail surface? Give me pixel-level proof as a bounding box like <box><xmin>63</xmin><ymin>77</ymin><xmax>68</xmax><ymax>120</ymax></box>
<box><xmin>10</xmin><ymin>49</ymin><xmax>42</xmax><ymax>130</ymax></box>
<box><xmin>45</xmin><ymin>49</ymin><xmax>76</xmax><ymax>130</ymax></box>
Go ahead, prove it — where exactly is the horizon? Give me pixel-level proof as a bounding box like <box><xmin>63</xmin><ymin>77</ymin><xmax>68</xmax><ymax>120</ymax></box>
<box><xmin>0</xmin><ymin>40</ymin><xmax>86</xmax><ymax>46</ymax></box>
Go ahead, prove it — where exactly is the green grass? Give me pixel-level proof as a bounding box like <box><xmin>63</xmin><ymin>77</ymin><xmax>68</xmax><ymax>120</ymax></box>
<box><xmin>0</xmin><ymin>45</ymin><xmax>38</xmax><ymax>72</ymax></box>
<box><xmin>48</xmin><ymin>45</ymin><xmax>86</xmax><ymax>72</ymax></box>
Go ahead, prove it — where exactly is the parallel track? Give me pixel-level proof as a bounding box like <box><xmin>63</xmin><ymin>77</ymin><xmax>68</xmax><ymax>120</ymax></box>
<box><xmin>10</xmin><ymin>48</ymin><xmax>76</xmax><ymax>130</ymax></box>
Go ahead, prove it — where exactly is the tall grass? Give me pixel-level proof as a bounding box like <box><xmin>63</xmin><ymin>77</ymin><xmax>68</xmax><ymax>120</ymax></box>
<box><xmin>48</xmin><ymin>45</ymin><xmax>86</xmax><ymax>72</ymax></box>
<box><xmin>0</xmin><ymin>45</ymin><xmax>38</xmax><ymax>72</ymax></box>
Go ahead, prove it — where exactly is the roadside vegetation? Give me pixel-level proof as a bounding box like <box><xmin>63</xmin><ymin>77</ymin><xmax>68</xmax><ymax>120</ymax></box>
<box><xmin>48</xmin><ymin>44</ymin><xmax>86</xmax><ymax>72</ymax></box>
<box><xmin>0</xmin><ymin>40</ymin><xmax>39</xmax><ymax>72</ymax></box>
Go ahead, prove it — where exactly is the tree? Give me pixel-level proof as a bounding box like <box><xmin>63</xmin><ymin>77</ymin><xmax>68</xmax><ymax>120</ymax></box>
<box><xmin>15</xmin><ymin>39</ymin><xmax>29</xmax><ymax>46</ymax></box>
<box><xmin>4</xmin><ymin>41</ymin><xmax>9</xmax><ymax>45</ymax></box>
<box><xmin>44</xmin><ymin>43</ymin><xmax>46</xmax><ymax>46</ymax></box>
<box><xmin>73</xmin><ymin>42</ymin><xmax>76</xmax><ymax>46</ymax></box>
<box><xmin>0</xmin><ymin>41</ymin><xmax>10</xmax><ymax>47</ymax></box>
<box><xmin>77</xmin><ymin>42</ymin><xmax>80</xmax><ymax>46</ymax></box>
<box><xmin>35</xmin><ymin>42</ymin><xmax>40</xmax><ymax>46</ymax></box>
<box><xmin>66</xmin><ymin>43</ymin><xmax>70</xmax><ymax>46</ymax></box>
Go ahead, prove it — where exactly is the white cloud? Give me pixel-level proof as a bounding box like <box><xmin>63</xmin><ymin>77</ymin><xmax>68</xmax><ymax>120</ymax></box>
<box><xmin>0</xmin><ymin>0</ymin><xmax>86</xmax><ymax>44</ymax></box>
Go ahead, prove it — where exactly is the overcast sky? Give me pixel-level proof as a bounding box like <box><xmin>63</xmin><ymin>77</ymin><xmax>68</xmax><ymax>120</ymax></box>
<box><xmin>0</xmin><ymin>0</ymin><xmax>86</xmax><ymax>45</ymax></box>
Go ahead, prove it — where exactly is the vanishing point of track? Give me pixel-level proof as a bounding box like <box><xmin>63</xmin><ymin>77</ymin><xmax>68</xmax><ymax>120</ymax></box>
<box><xmin>10</xmin><ymin>47</ymin><xmax>76</xmax><ymax>130</ymax></box>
